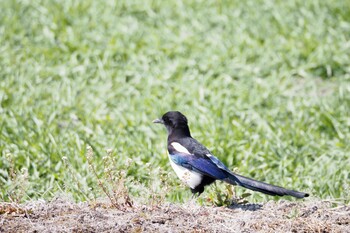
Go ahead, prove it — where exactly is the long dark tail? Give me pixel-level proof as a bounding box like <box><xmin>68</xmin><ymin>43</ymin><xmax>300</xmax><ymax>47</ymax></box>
<box><xmin>224</xmin><ymin>172</ymin><xmax>309</xmax><ymax>198</ymax></box>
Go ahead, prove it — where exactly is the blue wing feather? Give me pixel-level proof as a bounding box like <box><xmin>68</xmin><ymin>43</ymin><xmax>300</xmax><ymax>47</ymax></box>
<box><xmin>169</xmin><ymin>152</ymin><xmax>227</xmax><ymax>180</ymax></box>
<box><xmin>206</xmin><ymin>154</ymin><xmax>231</xmax><ymax>172</ymax></box>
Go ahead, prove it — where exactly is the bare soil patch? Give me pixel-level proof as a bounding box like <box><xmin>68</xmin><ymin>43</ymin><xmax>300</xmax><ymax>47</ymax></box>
<box><xmin>1</xmin><ymin>198</ymin><xmax>349</xmax><ymax>232</ymax></box>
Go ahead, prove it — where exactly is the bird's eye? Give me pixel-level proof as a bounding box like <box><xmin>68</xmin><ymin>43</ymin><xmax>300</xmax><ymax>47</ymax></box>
<box><xmin>163</xmin><ymin>117</ymin><xmax>174</xmax><ymax>126</ymax></box>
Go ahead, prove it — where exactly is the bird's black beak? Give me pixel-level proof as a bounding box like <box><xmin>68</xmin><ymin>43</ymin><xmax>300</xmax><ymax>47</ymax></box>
<box><xmin>152</xmin><ymin>118</ymin><xmax>164</xmax><ymax>124</ymax></box>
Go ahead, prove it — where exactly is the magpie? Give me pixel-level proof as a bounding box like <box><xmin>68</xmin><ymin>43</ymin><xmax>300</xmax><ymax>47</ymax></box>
<box><xmin>153</xmin><ymin>111</ymin><xmax>309</xmax><ymax>198</ymax></box>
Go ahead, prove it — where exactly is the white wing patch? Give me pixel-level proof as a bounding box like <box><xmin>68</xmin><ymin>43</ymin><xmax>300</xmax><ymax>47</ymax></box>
<box><xmin>168</xmin><ymin>154</ymin><xmax>202</xmax><ymax>189</ymax></box>
<box><xmin>171</xmin><ymin>142</ymin><xmax>191</xmax><ymax>154</ymax></box>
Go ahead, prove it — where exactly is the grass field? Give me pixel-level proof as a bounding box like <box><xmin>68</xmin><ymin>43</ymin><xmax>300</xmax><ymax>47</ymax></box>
<box><xmin>0</xmin><ymin>0</ymin><xmax>349</xmax><ymax>204</ymax></box>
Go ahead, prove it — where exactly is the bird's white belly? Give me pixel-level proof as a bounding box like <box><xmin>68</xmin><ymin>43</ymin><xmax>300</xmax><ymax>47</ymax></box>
<box><xmin>168</xmin><ymin>155</ymin><xmax>202</xmax><ymax>189</ymax></box>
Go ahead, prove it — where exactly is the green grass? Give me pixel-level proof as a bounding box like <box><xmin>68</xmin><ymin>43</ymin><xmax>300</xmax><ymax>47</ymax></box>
<box><xmin>0</xmin><ymin>0</ymin><xmax>349</xmax><ymax>204</ymax></box>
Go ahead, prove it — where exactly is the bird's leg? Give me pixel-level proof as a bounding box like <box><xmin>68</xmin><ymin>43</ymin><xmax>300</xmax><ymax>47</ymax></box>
<box><xmin>186</xmin><ymin>194</ymin><xmax>197</xmax><ymax>206</ymax></box>
<box><xmin>191</xmin><ymin>192</ymin><xmax>200</xmax><ymax>199</ymax></box>
<box><xmin>186</xmin><ymin>190</ymin><xmax>201</xmax><ymax>205</ymax></box>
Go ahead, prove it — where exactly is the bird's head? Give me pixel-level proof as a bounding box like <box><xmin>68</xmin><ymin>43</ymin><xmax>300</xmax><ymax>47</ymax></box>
<box><xmin>153</xmin><ymin>111</ymin><xmax>190</xmax><ymax>136</ymax></box>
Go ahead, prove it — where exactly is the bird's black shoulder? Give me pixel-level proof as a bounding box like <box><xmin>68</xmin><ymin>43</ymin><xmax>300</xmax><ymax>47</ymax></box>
<box><xmin>168</xmin><ymin>136</ymin><xmax>211</xmax><ymax>158</ymax></box>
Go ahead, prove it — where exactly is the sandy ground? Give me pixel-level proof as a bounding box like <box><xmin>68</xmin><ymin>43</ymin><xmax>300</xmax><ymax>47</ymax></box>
<box><xmin>0</xmin><ymin>198</ymin><xmax>349</xmax><ymax>233</ymax></box>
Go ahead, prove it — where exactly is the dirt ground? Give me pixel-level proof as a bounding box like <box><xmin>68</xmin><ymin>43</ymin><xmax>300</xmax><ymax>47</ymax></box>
<box><xmin>1</xmin><ymin>198</ymin><xmax>349</xmax><ymax>233</ymax></box>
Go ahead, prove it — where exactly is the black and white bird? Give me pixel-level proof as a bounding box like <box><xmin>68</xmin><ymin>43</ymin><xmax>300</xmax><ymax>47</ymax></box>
<box><xmin>153</xmin><ymin>111</ymin><xmax>309</xmax><ymax>198</ymax></box>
